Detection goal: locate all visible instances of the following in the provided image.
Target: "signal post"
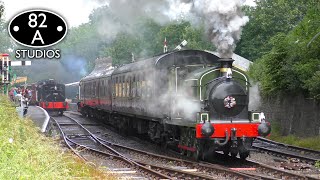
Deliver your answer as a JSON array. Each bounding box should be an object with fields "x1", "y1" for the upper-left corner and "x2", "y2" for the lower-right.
[{"x1": 0, "y1": 53, "x2": 31, "y2": 95}]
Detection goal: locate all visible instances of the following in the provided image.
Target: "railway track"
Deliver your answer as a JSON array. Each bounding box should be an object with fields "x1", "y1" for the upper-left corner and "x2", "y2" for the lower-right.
[
  {"x1": 51, "y1": 115, "x2": 167, "y2": 179},
  {"x1": 52, "y1": 114, "x2": 257, "y2": 179},
  {"x1": 253, "y1": 137, "x2": 320, "y2": 164},
  {"x1": 50, "y1": 112, "x2": 317, "y2": 179}
]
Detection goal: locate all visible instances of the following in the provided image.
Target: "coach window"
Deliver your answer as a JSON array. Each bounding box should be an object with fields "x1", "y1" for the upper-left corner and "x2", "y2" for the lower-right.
[
  {"x1": 99, "y1": 80, "x2": 102, "y2": 96},
  {"x1": 87, "y1": 82, "x2": 90, "y2": 97},
  {"x1": 119, "y1": 76, "x2": 121, "y2": 97},
  {"x1": 126, "y1": 77, "x2": 129, "y2": 98},
  {"x1": 119, "y1": 76, "x2": 122, "y2": 98},
  {"x1": 96, "y1": 81, "x2": 98, "y2": 97},
  {"x1": 146, "y1": 72, "x2": 152, "y2": 98},
  {"x1": 104, "y1": 79, "x2": 107, "y2": 97},
  {"x1": 124, "y1": 77, "x2": 127, "y2": 98},
  {"x1": 92, "y1": 82, "x2": 95, "y2": 97},
  {"x1": 90, "y1": 82, "x2": 93, "y2": 97},
  {"x1": 136, "y1": 75, "x2": 140, "y2": 97},
  {"x1": 104, "y1": 79, "x2": 106, "y2": 96},
  {"x1": 141, "y1": 73, "x2": 145, "y2": 98},
  {"x1": 103, "y1": 80, "x2": 106, "y2": 97},
  {"x1": 132, "y1": 76, "x2": 135, "y2": 98},
  {"x1": 92, "y1": 82, "x2": 94, "y2": 97},
  {"x1": 117, "y1": 77, "x2": 119, "y2": 97},
  {"x1": 119, "y1": 76, "x2": 122, "y2": 97},
  {"x1": 112, "y1": 79, "x2": 115, "y2": 97},
  {"x1": 128, "y1": 76, "x2": 131, "y2": 97},
  {"x1": 103, "y1": 79, "x2": 105, "y2": 97},
  {"x1": 127, "y1": 77, "x2": 130, "y2": 97},
  {"x1": 88, "y1": 82, "x2": 91, "y2": 97},
  {"x1": 113, "y1": 79, "x2": 115, "y2": 97},
  {"x1": 89, "y1": 82, "x2": 91, "y2": 97},
  {"x1": 87, "y1": 83, "x2": 89, "y2": 98},
  {"x1": 93, "y1": 82, "x2": 95, "y2": 97},
  {"x1": 86, "y1": 83, "x2": 88, "y2": 98},
  {"x1": 123, "y1": 77, "x2": 127, "y2": 98},
  {"x1": 100, "y1": 80, "x2": 103, "y2": 97},
  {"x1": 136, "y1": 75, "x2": 139, "y2": 98},
  {"x1": 124, "y1": 76, "x2": 128, "y2": 98},
  {"x1": 140, "y1": 74, "x2": 143, "y2": 97},
  {"x1": 117, "y1": 77, "x2": 120, "y2": 97},
  {"x1": 102, "y1": 80, "x2": 105, "y2": 97},
  {"x1": 115, "y1": 77, "x2": 118, "y2": 97},
  {"x1": 120, "y1": 76, "x2": 124, "y2": 97}
]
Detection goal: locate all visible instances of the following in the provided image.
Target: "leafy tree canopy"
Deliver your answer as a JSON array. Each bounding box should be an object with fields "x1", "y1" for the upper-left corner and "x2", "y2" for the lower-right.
[
  {"x1": 236, "y1": 0, "x2": 318, "y2": 61},
  {"x1": 249, "y1": 7, "x2": 320, "y2": 99}
]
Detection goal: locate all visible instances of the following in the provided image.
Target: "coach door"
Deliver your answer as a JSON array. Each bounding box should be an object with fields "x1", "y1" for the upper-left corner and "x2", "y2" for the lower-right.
[{"x1": 169, "y1": 66, "x2": 195, "y2": 122}]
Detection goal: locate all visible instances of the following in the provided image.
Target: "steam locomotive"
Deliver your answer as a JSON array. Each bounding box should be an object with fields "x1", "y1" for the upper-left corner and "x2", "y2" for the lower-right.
[
  {"x1": 78, "y1": 50, "x2": 271, "y2": 160},
  {"x1": 36, "y1": 79, "x2": 68, "y2": 115}
]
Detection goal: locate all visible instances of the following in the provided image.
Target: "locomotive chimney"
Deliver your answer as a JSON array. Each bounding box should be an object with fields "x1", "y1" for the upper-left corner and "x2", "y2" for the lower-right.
[{"x1": 218, "y1": 58, "x2": 234, "y2": 78}]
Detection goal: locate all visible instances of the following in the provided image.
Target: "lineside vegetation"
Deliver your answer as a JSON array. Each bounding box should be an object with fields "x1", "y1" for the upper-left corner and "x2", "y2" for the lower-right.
[
  {"x1": 269, "y1": 122, "x2": 320, "y2": 151},
  {"x1": 0, "y1": 95, "x2": 115, "y2": 179}
]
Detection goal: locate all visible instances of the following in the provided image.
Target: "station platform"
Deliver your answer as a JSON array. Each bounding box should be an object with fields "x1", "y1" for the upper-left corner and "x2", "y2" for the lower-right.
[{"x1": 25, "y1": 106, "x2": 50, "y2": 132}]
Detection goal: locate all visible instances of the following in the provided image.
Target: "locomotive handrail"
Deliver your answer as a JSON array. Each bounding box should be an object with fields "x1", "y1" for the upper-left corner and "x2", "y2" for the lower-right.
[{"x1": 202, "y1": 76, "x2": 251, "y2": 88}]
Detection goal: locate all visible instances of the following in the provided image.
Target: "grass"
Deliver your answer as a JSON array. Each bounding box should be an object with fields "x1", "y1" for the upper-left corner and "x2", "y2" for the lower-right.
[
  {"x1": 0, "y1": 95, "x2": 117, "y2": 179},
  {"x1": 269, "y1": 121, "x2": 320, "y2": 151}
]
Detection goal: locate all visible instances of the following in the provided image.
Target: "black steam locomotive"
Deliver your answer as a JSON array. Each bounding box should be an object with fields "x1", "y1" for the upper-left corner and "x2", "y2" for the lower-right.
[
  {"x1": 78, "y1": 50, "x2": 271, "y2": 160},
  {"x1": 36, "y1": 79, "x2": 68, "y2": 115}
]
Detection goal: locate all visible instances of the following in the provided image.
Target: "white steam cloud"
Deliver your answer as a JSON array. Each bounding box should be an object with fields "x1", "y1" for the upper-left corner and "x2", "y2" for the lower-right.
[
  {"x1": 94, "y1": 0, "x2": 249, "y2": 58},
  {"x1": 186, "y1": 0, "x2": 249, "y2": 57}
]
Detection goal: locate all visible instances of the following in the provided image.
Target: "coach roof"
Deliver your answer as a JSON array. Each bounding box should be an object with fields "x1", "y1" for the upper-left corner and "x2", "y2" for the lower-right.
[{"x1": 112, "y1": 50, "x2": 220, "y2": 75}]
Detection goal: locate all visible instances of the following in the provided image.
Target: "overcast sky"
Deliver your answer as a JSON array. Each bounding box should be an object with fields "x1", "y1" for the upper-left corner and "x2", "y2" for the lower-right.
[
  {"x1": 2, "y1": 0, "x2": 255, "y2": 28},
  {"x1": 2, "y1": 0, "x2": 106, "y2": 27}
]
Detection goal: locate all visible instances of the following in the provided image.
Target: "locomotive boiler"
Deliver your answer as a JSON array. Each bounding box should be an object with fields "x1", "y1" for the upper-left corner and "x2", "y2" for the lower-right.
[{"x1": 78, "y1": 50, "x2": 271, "y2": 160}]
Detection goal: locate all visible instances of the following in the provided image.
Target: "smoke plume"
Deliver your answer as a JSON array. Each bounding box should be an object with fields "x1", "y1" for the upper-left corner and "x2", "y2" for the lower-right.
[
  {"x1": 185, "y1": 0, "x2": 249, "y2": 58},
  {"x1": 94, "y1": 0, "x2": 248, "y2": 57}
]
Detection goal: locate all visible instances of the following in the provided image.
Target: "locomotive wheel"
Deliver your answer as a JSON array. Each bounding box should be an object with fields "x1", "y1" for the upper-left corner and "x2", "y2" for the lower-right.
[
  {"x1": 193, "y1": 148, "x2": 202, "y2": 161},
  {"x1": 192, "y1": 140, "x2": 204, "y2": 161},
  {"x1": 239, "y1": 152, "x2": 250, "y2": 160},
  {"x1": 231, "y1": 152, "x2": 237, "y2": 158},
  {"x1": 223, "y1": 150, "x2": 230, "y2": 158},
  {"x1": 187, "y1": 150, "x2": 192, "y2": 157},
  {"x1": 119, "y1": 118, "x2": 128, "y2": 136},
  {"x1": 180, "y1": 149, "x2": 186, "y2": 156},
  {"x1": 186, "y1": 129, "x2": 194, "y2": 157},
  {"x1": 160, "y1": 135, "x2": 169, "y2": 150}
]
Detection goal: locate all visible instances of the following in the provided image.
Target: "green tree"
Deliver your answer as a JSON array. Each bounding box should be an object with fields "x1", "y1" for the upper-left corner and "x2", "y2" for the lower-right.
[
  {"x1": 100, "y1": 32, "x2": 142, "y2": 65},
  {"x1": 249, "y1": 7, "x2": 320, "y2": 98},
  {"x1": 236, "y1": 0, "x2": 318, "y2": 61}
]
